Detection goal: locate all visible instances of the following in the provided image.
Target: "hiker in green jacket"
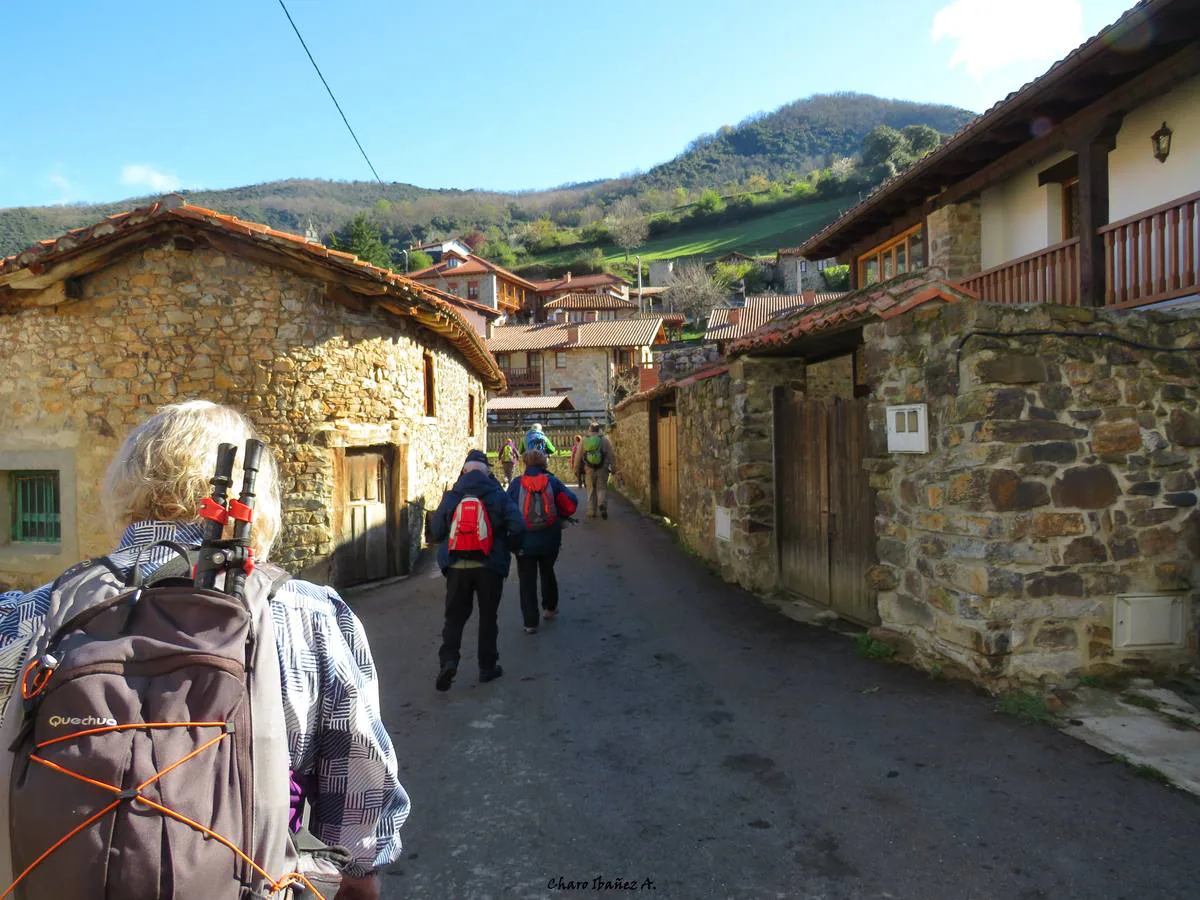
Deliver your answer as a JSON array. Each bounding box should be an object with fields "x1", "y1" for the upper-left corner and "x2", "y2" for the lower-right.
[{"x1": 580, "y1": 421, "x2": 616, "y2": 519}]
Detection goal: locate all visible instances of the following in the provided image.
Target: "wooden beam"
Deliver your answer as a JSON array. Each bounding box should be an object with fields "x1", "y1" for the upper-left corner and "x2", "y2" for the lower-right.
[
  {"x1": 936, "y1": 41, "x2": 1200, "y2": 209},
  {"x1": 1076, "y1": 118, "x2": 1119, "y2": 308}
]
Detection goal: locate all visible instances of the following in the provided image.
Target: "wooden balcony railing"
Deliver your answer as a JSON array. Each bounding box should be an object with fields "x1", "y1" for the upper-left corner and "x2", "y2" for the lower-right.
[
  {"x1": 500, "y1": 366, "x2": 542, "y2": 391},
  {"x1": 1100, "y1": 189, "x2": 1200, "y2": 307},
  {"x1": 959, "y1": 238, "x2": 1080, "y2": 305}
]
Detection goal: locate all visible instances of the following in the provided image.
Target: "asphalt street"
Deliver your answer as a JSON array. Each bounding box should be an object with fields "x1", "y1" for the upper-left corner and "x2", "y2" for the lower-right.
[{"x1": 350, "y1": 491, "x2": 1200, "y2": 900}]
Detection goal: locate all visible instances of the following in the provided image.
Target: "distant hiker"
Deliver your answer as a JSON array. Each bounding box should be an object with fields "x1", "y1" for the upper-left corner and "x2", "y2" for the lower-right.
[
  {"x1": 508, "y1": 449, "x2": 578, "y2": 632},
  {"x1": 520, "y1": 422, "x2": 557, "y2": 456},
  {"x1": 569, "y1": 433, "x2": 585, "y2": 487},
  {"x1": 428, "y1": 449, "x2": 525, "y2": 691},
  {"x1": 582, "y1": 421, "x2": 616, "y2": 519},
  {"x1": 500, "y1": 437, "x2": 520, "y2": 486},
  {"x1": 0, "y1": 401, "x2": 407, "y2": 900}
]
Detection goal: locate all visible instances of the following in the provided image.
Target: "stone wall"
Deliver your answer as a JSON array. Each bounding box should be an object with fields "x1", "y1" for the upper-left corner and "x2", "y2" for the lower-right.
[
  {"x1": 654, "y1": 342, "x2": 721, "y2": 381},
  {"x1": 677, "y1": 374, "x2": 735, "y2": 563},
  {"x1": 544, "y1": 349, "x2": 610, "y2": 412},
  {"x1": 610, "y1": 399, "x2": 652, "y2": 511},
  {"x1": 926, "y1": 200, "x2": 981, "y2": 279},
  {"x1": 0, "y1": 239, "x2": 486, "y2": 589},
  {"x1": 865, "y1": 301, "x2": 1200, "y2": 687}
]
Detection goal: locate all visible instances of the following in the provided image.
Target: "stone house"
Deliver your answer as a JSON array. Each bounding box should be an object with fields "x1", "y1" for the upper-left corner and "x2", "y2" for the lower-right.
[
  {"x1": 614, "y1": 271, "x2": 1200, "y2": 688},
  {"x1": 798, "y1": 0, "x2": 1200, "y2": 310},
  {"x1": 407, "y1": 249, "x2": 540, "y2": 327},
  {"x1": 0, "y1": 196, "x2": 504, "y2": 591},
  {"x1": 774, "y1": 249, "x2": 840, "y2": 293},
  {"x1": 486, "y1": 319, "x2": 666, "y2": 414}
]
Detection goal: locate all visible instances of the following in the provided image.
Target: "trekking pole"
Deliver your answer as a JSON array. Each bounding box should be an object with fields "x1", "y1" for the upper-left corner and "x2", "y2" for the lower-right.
[
  {"x1": 226, "y1": 439, "x2": 264, "y2": 603},
  {"x1": 195, "y1": 443, "x2": 237, "y2": 591}
]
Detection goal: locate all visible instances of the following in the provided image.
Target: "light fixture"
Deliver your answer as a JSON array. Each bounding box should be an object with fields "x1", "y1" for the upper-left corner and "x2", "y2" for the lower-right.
[{"x1": 1151, "y1": 121, "x2": 1172, "y2": 163}]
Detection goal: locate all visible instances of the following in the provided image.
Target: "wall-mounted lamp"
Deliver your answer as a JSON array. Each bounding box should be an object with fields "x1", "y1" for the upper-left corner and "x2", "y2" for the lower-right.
[{"x1": 1151, "y1": 121, "x2": 1172, "y2": 163}]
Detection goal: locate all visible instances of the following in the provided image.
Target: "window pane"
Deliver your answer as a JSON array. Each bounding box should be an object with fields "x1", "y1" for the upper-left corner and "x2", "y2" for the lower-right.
[
  {"x1": 883, "y1": 250, "x2": 895, "y2": 280},
  {"x1": 896, "y1": 241, "x2": 907, "y2": 273},
  {"x1": 10, "y1": 471, "x2": 61, "y2": 543},
  {"x1": 909, "y1": 228, "x2": 925, "y2": 270},
  {"x1": 865, "y1": 258, "x2": 880, "y2": 285}
]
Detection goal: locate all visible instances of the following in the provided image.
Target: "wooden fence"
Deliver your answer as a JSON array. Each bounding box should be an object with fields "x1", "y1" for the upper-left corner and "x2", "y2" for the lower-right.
[{"x1": 486, "y1": 428, "x2": 580, "y2": 455}]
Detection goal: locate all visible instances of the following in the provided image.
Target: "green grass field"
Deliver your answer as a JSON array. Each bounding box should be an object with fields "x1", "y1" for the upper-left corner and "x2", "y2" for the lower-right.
[{"x1": 526, "y1": 197, "x2": 847, "y2": 268}]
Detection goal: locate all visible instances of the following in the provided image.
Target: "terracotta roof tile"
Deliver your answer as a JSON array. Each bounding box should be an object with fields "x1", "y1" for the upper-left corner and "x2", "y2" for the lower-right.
[
  {"x1": 486, "y1": 395, "x2": 576, "y2": 411},
  {"x1": 486, "y1": 318, "x2": 666, "y2": 353},
  {"x1": 0, "y1": 196, "x2": 505, "y2": 390},
  {"x1": 543, "y1": 292, "x2": 637, "y2": 310},
  {"x1": 728, "y1": 273, "x2": 974, "y2": 356}
]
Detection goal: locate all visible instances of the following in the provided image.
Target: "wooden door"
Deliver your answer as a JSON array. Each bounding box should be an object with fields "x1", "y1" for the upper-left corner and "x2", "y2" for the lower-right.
[
  {"x1": 774, "y1": 391, "x2": 878, "y2": 624},
  {"x1": 653, "y1": 408, "x2": 680, "y2": 521},
  {"x1": 344, "y1": 448, "x2": 391, "y2": 585}
]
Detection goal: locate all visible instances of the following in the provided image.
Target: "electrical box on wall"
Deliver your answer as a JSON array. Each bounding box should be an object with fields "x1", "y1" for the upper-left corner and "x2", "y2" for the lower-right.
[
  {"x1": 715, "y1": 506, "x2": 732, "y2": 542},
  {"x1": 886, "y1": 403, "x2": 929, "y2": 453},
  {"x1": 1114, "y1": 593, "x2": 1186, "y2": 649}
]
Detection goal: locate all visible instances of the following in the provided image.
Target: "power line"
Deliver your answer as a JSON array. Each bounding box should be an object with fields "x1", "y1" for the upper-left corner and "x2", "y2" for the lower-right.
[{"x1": 276, "y1": 0, "x2": 384, "y2": 186}]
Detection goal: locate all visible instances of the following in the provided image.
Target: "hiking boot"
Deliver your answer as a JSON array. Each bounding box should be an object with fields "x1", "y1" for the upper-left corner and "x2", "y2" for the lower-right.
[
  {"x1": 600, "y1": 504, "x2": 608, "y2": 520},
  {"x1": 542, "y1": 608, "x2": 557, "y2": 620},
  {"x1": 480, "y1": 664, "x2": 504, "y2": 683},
  {"x1": 524, "y1": 626, "x2": 538, "y2": 634},
  {"x1": 435, "y1": 664, "x2": 457, "y2": 692}
]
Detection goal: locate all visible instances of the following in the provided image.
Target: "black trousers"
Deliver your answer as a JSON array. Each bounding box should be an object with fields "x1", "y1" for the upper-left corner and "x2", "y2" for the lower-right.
[
  {"x1": 440, "y1": 566, "x2": 504, "y2": 669},
  {"x1": 517, "y1": 552, "x2": 559, "y2": 627}
]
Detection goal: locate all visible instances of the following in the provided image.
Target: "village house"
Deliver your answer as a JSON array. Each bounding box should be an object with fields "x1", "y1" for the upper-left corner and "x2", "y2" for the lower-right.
[
  {"x1": 613, "y1": 0, "x2": 1200, "y2": 689},
  {"x1": 775, "y1": 249, "x2": 840, "y2": 293},
  {"x1": 0, "y1": 196, "x2": 504, "y2": 591},
  {"x1": 544, "y1": 291, "x2": 639, "y2": 323},
  {"x1": 532, "y1": 271, "x2": 631, "y2": 302},
  {"x1": 407, "y1": 249, "x2": 540, "y2": 325},
  {"x1": 486, "y1": 318, "x2": 666, "y2": 414},
  {"x1": 409, "y1": 237, "x2": 473, "y2": 263}
]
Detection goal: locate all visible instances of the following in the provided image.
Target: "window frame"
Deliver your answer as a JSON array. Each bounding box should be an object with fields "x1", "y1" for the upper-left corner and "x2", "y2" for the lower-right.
[
  {"x1": 856, "y1": 223, "x2": 924, "y2": 287},
  {"x1": 423, "y1": 353, "x2": 437, "y2": 418},
  {"x1": 468, "y1": 394, "x2": 475, "y2": 436},
  {"x1": 9, "y1": 470, "x2": 61, "y2": 544},
  {"x1": 555, "y1": 352, "x2": 568, "y2": 369}
]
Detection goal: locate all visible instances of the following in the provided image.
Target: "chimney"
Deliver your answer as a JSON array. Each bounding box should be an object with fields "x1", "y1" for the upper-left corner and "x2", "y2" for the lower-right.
[
  {"x1": 565, "y1": 271, "x2": 572, "y2": 282},
  {"x1": 802, "y1": 289, "x2": 816, "y2": 304},
  {"x1": 566, "y1": 324, "x2": 579, "y2": 344},
  {"x1": 728, "y1": 308, "x2": 741, "y2": 325}
]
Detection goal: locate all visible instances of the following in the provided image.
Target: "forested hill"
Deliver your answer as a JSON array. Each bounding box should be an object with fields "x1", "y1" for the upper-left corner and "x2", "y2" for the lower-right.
[
  {"x1": 635, "y1": 93, "x2": 975, "y2": 191},
  {"x1": 0, "y1": 92, "x2": 975, "y2": 257}
]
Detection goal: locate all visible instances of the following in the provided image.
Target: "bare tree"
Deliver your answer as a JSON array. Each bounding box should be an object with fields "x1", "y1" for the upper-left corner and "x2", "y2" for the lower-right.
[
  {"x1": 665, "y1": 261, "x2": 727, "y2": 325},
  {"x1": 607, "y1": 196, "x2": 649, "y2": 260}
]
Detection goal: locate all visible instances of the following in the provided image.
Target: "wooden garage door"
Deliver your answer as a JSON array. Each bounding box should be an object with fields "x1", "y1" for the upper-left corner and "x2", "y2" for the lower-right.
[
  {"x1": 774, "y1": 390, "x2": 878, "y2": 625},
  {"x1": 344, "y1": 448, "x2": 391, "y2": 585}
]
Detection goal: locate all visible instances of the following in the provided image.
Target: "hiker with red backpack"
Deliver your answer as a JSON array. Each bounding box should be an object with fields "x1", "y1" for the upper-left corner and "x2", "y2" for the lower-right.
[
  {"x1": 507, "y1": 449, "x2": 578, "y2": 632},
  {"x1": 0, "y1": 401, "x2": 406, "y2": 900},
  {"x1": 428, "y1": 449, "x2": 525, "y2": 691}
]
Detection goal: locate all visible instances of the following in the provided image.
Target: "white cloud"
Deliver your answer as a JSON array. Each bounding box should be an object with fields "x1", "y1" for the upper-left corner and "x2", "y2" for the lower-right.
[
  {"x1": 120, "y1": 164, "x2": 182, "y2": 192},
  {"x1": 932, "y1": 0, "x2": 1084, "y2": 78},
  {"x1": 47, "y1": 168, "x2": 75, "y2": 203}
]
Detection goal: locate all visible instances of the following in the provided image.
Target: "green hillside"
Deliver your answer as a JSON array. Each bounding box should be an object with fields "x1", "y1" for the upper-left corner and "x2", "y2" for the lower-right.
[{"x1": 525, "y1": 197, "x2": 847, "y2": 267}]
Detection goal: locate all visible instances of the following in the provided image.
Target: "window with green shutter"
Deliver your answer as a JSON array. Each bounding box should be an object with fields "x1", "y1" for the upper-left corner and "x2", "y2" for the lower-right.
[{"x1": 10, "y1": 471, "x2": 61, "y2": 543}]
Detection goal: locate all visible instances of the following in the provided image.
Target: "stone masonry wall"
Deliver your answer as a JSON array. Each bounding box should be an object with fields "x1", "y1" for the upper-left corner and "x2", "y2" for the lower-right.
[
  {"x1": 677, "y1": 374, "x2": 735, "y2": 565},
  {"x1": 654, "y1": 343, "x2": 722, "y2": 382},
  {"x1": 0, "y1": 239, "x2": 486, "y2": 589},
  {"x1": 926, "y1": 200, "x2": 981, "y2": 280},
  {"x1": 544, "y1": 349, "x2": 610, "y2": 412},
  {"x1": 610, "y1": 399, "x2": 652, "y2": 512},
  {"x1": 865, "y1": 301, "x2": 1200, "y2": 687}
]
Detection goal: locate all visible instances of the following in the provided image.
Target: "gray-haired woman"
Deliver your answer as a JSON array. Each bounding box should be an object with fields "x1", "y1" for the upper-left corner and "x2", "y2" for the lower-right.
[{"x1": 0, "y1": 400, "x2": 407, "y2": 900}]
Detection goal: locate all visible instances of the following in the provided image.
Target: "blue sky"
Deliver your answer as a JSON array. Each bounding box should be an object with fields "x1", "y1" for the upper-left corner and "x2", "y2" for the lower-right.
[{"x1": 0, "y1": 0, "x2": 1135, "y2": 208}]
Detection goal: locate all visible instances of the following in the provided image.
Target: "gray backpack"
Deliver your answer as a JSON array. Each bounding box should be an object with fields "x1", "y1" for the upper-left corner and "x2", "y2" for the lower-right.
[{"x1": 5, "y1": 547, "x2": 314, "y2": 899}]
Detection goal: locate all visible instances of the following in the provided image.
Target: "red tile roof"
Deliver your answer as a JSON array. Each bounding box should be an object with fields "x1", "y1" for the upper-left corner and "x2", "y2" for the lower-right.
[
  {"x1": 705, "y1": 294, "x2": 844, "y2": 343},
  {"x1": 532, "y1": 272, "x2": 631, "y2": 293},
  {"x1": 486, "y1": 318, "x2": 667, "y2": 353},
  {"x1": 0, "y1": 195, "x2": 506, "y2": 390},
  {"x1": 799, "y1": 0, "x2": 1191, "y2": 259},
  {"x1": 543, "y1": 292, "x2": 637, "y2": 311},
  {"x1": 408, "y1": 253, "x2": 542, "y2": 292},
  {"x1": 729, "y1": 274, "x2": 976, "y2": 356},
  {"x1": 614, "y1": 363, "x2": 730, "y2": 412}
]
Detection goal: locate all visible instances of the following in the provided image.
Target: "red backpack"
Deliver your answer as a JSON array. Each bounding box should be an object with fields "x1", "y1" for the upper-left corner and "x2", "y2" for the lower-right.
[
  {"x1": 448, "y1": 496, "x2": 493, "y2": 555},
  {"x1": 518, "y1": 474, "x2": 558, "y2": 531}
]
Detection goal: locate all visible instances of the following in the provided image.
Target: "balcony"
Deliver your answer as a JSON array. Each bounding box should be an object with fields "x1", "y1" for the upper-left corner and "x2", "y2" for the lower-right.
[
  {"x1": 958, "y1": 190, "x2": 1200, "y2": 308},
  {"x1": 500, "y1": 366, "x2": 542, "y2": 392}
]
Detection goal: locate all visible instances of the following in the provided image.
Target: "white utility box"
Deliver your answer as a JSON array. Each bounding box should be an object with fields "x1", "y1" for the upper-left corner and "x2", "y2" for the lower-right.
[
  {"x1": 715, "y1": 506, "x2": 732, "y2": 542},
  {"x1": 886, "y1": 403, "x2": 929, "y2": 453},
  {"x1": 1114, "y1": 593, "x2": 1186, "y2": 649}
]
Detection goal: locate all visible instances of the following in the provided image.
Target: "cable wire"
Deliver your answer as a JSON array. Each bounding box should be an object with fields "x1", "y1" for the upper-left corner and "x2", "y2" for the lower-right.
[{"x1": 276, "y1": 0, "x2": 384, "y2": 185}]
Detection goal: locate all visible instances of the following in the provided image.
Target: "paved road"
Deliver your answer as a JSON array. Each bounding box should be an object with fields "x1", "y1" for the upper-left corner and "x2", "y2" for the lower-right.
[{"x1": 350, "y1": 492, "x2": 1200, "y2": 900}]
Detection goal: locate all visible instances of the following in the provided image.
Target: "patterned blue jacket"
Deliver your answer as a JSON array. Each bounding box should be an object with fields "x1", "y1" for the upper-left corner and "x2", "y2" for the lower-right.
[{"x1": 0, "y1": 521, "x2": 409, "y2": 878}]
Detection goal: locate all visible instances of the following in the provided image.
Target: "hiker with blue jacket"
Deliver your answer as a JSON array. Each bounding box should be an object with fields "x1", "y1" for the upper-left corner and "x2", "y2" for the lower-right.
[
  {"x1": 507, "y1": 449, "x2": 578, "y2": 633},
  {"x1": 428, "y1": 450, "x2": 525, "y2": 691},
  {"x1": 519, "y1": 422, "x2": 556, "y2": 456}
]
